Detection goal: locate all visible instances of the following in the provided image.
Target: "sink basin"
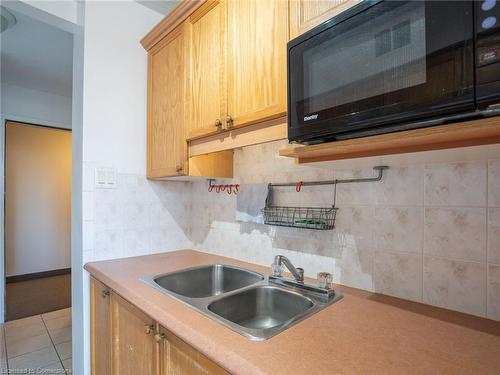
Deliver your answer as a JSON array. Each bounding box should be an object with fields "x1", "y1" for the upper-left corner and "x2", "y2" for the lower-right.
[
  {"x1": 151, "y1": 264, "x2": 263, "y2": 298},
  {"x1": 208, "y1": 286, "x2": 314, "y2": 330},
  {"x1": 143, "y1": 264, "x2": 342, "y2": 340}
]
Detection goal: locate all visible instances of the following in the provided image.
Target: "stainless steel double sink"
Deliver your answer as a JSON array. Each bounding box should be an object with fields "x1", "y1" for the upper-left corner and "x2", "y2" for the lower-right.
[{"x1": 142, "y1": 264, "x2": 343, "y2": 340}]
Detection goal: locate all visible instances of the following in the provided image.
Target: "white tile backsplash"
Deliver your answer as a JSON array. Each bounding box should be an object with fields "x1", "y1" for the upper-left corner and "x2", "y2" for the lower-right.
[
  {"x1": 424, "y1": 161, "x2": 487, "y2": 207},
  {"x1": 374, "y1": 207, "x2": 423, "y2": 254},
  {"x1": 423, "y1": 257, "x2": 486, "y2": 317},
  {"x1": 488, "y1": 208, "x2": 500, "y2": 264},
  {"x1": 373, "y1": 166, "x2": 423, "y2": 206},
  {"x1": 84, "y1": 141, "x2": 500, "y2": 321},
  {"x1": 373, "y1": 251, "x2": 422, "y2": 302},
  {"x1": 424, "y1": 207, "x2": 487, "y2": 262},
  {"x1": 487, "y1": 264, "x2": 500, "y2": 320},
  {"x1": 488, "y1": 160, "x2": 500, "y2": 207}
]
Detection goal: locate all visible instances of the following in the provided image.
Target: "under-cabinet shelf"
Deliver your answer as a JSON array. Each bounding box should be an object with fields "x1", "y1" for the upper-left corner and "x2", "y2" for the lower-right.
[{"x1": 279, "y1": 117, "x2": 500, "y2": 164}]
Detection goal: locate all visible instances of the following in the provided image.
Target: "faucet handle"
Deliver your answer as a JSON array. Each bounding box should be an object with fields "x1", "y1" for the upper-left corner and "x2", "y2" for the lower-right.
[
  {"x1": 317, "y1": 272, "x2": 333, "y2": 289},
  {"x1": 296, "y1": 267, "x2": 304, "y2": 283},
  {"x1": 271, "y1": 261, "x2": 284, "y2": 277}
]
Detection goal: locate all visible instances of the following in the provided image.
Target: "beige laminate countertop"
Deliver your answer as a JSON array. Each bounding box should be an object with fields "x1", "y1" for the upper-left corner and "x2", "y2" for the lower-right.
[{"x1": 84, "y1": 250, "x2": 500, "y2": 375}]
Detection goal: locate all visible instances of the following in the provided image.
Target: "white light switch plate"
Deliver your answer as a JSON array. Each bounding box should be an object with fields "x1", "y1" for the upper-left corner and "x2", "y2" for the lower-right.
[{"x1": 95, "y1": 167, "x2": 117, "y2": 189}]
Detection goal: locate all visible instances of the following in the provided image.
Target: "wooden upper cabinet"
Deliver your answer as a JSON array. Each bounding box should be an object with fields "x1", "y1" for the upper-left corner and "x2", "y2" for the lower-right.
[
  {"x1": 90, "y1": 278, "x2": 112, "y2": 375},
  {"x1": 289, "y1": 0, "x2": 360, "y2": 39},
  {"x1": 226, "y1": 0, "x2": 288, "y2": 128},
  {"x1": 111, "y1": 292, "x2": 158, "y2": 375},
  {"x1": 187, "y1": 0, "x2": 227, "y2": 139},
  {"x1": 147, "y1": 24, "x2": 189, "y2": 178}
]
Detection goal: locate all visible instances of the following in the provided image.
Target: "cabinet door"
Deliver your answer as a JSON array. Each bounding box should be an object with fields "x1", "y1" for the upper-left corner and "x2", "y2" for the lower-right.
[
  {"x1": 147, "y1": 24, "x2": 189, "y2": 178},
  {"x1": 187, "y1": 0, "x2": 226, "y2": 139},
  {"x1": 289, "y1": 0, "x2": 360, "y2": 39},
  {"x1": 90, "y1": 278, "x2": 112, "y2": 375},
  {"x1": 111, "y1": 292, "x2": 158, "y2": 375},
  {"x1": 226, "y1": 0, "x2": 288, "y2": 128},
  {"x1": 159, "y1": 327, "x2": 229, "y2": 375}
]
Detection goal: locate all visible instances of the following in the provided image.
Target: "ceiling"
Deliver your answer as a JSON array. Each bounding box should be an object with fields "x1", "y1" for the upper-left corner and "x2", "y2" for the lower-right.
[
  {"x1": 1, "y1": 6, "x2": 73, "y2": 98},
  {"x1": 136, "y1": 0, "x2": 179, "y2": 15},
  {"x1": 0, "y1": 1, "x2": 177, "y2": 99}
]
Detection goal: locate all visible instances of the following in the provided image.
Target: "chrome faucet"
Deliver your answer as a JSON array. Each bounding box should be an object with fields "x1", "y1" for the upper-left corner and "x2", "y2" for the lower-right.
[{"x1": 273, "y1": 255, "x2": 304, "y2": 283}]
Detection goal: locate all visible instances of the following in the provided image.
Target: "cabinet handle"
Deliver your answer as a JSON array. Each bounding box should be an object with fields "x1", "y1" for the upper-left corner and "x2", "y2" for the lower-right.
[
  {"x1": 175, "y1": 165, "x2": 183, "y2": 174},
  {"x1": 154, "y1": 333, "x2": 165, "y2": 343},
  {"x1": 144, "y1": 324, "x2": 154, "y2": 334},
  {"x1": 101, "y1": 290, "x2": 110, "y2": 298},
  {"x1": 226, "y1": 115, "x2": 234, "y2": 129},
  {"x1": 214, "y1": 119, "x2": 222, "y2": 129}
]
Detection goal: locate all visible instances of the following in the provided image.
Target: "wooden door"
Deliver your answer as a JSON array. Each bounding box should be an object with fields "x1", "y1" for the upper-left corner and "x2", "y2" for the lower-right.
[
  {"x1": 147, "y1": 23, "x2": 189, "y2": 178},
  {"x1": 158, "y1": 327, "x2": 229, "y2": 375},
  {"x1": 187, "y1": 0, "x2": 227, "y2": 139},
  {"x1": 111, "y1": 292, "x2": 158, "y2": 375},
  {"x1": 289, "y1": 0, "x2": 360, "y2": 39},
  {"x1": 226, "y1": 0, "x2": 288, "y2": 128},
  {"x1": 90, "y1": 278, "x2": 112, "y2": 375}
]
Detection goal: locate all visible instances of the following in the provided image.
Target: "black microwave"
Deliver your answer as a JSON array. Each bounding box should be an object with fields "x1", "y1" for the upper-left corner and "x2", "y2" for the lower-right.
[{"x1": 288, "y1": 0, "x2": 500, "y2": 144}]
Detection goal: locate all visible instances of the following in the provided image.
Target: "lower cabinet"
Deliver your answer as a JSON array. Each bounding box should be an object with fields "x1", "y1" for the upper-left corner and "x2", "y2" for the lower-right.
[
  {"x1": 90, "y1": 277, "x2": 229, "y2": 375},
  {"x1": 158, "y1": 326, "x2": 229, "y2": 375},
  {"x1": 90, "y1": 278, "x2": 112, "y2": 375},
  {"x1": 111, "y1": 292, "x2": 158, "y2": 375}
]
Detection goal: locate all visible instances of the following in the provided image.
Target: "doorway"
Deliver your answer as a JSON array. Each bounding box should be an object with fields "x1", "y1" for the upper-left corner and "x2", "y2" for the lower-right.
[{"x1": 5, "y1": 121, "x2": 72, "y2": 321}]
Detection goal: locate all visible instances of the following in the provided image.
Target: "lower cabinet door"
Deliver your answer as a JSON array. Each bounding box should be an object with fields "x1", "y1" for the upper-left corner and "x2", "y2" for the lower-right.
[
  {"x1": 111, "y1": 292, "x2": 158, "y2": 375},
  {"x1": 90, "y1": 277, "x2": 112, "y2": 375},
  {"x1": 159, "y1": 326, "x2": 229, "y2": 375}
]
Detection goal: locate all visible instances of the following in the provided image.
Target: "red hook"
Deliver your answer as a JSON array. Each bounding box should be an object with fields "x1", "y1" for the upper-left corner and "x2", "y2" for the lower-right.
[{"x1": 295, "y1": 181, "x2": 303, "y2": 192}]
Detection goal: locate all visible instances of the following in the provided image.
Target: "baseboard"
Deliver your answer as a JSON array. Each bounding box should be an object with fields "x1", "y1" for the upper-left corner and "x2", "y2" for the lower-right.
[{"x1": 6, "y1": 268, "x2": 71, "y2": 284}]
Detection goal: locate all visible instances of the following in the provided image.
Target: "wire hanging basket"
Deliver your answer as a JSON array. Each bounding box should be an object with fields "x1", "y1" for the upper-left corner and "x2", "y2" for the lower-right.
[
  {"x1": 262, "y1": 205, "x2": 338, "y2": 230},
  {"x1": 261, "y1": 166, "x2": 388, "y2": 230}
]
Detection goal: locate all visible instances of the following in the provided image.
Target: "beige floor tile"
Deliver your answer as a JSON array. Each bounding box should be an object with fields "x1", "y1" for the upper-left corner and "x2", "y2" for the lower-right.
[
  {"x1": 5, "y1": 319, "x2": 47, "y2": 343},
  {"x1": 5, "y1": 315, "x2": 42, "y2": 329},
  {"x1": 41, "y1": 360, "x2": 65, "y2": 371},
  {"x1": 0, "y1": 334, "x2": 6, "y2": 371},
  {"x1": 0, "y1": 358, "x2": 7, "y2": 371},
  {"x1": 55, "y1": 341, "x2": 72, "y2": 360},
  {"x1": 42, "y1": 308, "x2": 71, "y2": 322},
  {"x1": 62, "y1": 357, "x2": 72, "y2": 374},
  {"x1": 45, "y1": 315, "x2": 71, "y2": 332},
  {"x1": 48, "y1": 326, "x2": 72, "y2": 345},
  {"x1": 0, "y1": 326, "x2": 6, "y2": 362},
  {"x1": 6, "y1": 331, "x2": 52, "y2": 358},
  {"x1": 9, "y1": 346, "x2": 59, "y2": 370}
]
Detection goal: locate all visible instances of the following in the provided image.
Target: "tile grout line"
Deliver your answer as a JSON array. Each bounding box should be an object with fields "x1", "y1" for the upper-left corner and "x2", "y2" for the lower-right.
[
  {"x1": 4, "y1": 317, "x2": 55, "y2": 367},
  {"x1": 40, "y1": 314, "x2": 65, "y2": 371}
]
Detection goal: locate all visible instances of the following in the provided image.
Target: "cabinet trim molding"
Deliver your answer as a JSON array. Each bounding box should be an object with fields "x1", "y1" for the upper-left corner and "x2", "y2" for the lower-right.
[{"x1": 141, "y1": 0, "x2": 204, "y2": 51}]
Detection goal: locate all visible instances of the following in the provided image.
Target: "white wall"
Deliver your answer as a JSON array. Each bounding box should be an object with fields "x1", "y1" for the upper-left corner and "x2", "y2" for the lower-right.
[
  {"x1": 1, "y1": 83, "x2": 72, "y2": 129},
  {"x1": 5, "y1": 123, "x2": 72, "y2": 277},
  {"x1": 78, "y1": 2, "x2": 164, "y2": 374},
  {"x1": 20, "y1": 0, "x2": 77, "y2": 25},
  {"x1": 5, "y1": 0, "x2": 77, "y2": 33},
  {"x1": 70, "y1": 2, "x2": 85, "y2": 373},
  {"x1": 82, "y1": 0, "x2": 160, "y2": 175}
]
